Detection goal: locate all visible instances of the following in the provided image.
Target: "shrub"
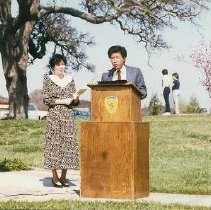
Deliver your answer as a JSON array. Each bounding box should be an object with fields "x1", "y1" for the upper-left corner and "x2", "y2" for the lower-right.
[
  {"x1": 148, "y1": 94, "x2": 162, "y2": 115},
  {"x1": 185, "y1": 96, "x2": 200, "y2": 113},
  {"x1": 0, "y1": 158, "x2": 30, "y2": 171}
]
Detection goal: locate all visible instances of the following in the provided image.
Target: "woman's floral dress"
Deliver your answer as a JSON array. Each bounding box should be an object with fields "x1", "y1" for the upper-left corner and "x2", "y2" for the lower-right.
[{"x1": 43, "y1": 75, "x2": 79, "y2": 170}]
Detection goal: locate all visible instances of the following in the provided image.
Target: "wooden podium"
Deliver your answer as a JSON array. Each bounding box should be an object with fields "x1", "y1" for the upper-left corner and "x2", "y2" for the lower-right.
[{"x1": 80, "y1": 83, "x2": 149, "y2": 199}]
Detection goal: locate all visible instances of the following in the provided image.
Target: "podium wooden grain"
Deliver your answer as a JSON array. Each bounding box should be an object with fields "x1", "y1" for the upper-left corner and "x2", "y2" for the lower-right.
[
  {"x1": 89, "y1": 83, "x2": 142, "y2": 122},
  {"x1": 80, "y1": 83, "x2": 149, "y2": 199}
]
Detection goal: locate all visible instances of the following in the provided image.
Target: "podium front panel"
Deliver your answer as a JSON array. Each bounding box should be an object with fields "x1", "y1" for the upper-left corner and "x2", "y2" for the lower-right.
[
  {"x1": 80, "y1": 121, "x2": 149, "y2": 199},
  {"x1": 90, "y1": 85, "x2": 141, "y2": 122}
]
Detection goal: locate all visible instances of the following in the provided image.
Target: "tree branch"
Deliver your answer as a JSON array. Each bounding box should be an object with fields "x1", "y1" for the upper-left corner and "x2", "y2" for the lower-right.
[
  {"x1": 9, "y1": 0, "x2": 39, "y2": 34},
  {"x1": 40, "y1": 6, "x2": 121, "y2": 24},
  {"x1": 0, "y1": 0, "x2": 12, "y2": 24}
]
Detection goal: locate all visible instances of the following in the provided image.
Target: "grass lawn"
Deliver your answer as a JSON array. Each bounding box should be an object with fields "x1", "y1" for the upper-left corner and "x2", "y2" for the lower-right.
[
  {"x1": 0, "y1": 114, "x2": 210, "y2": 195},
  {"x1": 0, "y1": 200, "x2": 210, "y2": 210},
  {"x1": 143, "y1": 115, "x2": 211, "y2": 195}
]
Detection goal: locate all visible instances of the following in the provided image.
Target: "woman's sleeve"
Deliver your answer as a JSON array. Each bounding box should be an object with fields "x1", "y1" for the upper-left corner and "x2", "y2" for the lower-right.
[{"x1": 42, "y1": 77, "x2": 56, "y2": 107}]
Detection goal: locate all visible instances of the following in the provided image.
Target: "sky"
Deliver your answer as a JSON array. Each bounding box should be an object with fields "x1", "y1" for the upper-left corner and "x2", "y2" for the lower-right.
[{"x1": 0, "y1": 1, "x2": 211, "y2": 109}]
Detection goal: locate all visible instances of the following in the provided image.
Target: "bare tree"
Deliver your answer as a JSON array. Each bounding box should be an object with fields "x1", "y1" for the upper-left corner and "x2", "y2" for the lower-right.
[
  {"x1": 0, "y1": 0, "x2": 209, "y2": 118},
  {"x1": 29, "y1": 89, "x2": 47, "y2": 111}
]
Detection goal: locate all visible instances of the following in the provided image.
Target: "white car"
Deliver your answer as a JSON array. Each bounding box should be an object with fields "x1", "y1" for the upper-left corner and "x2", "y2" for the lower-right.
[
  {"x1": 0, "y1": 109, "x2": 9, "y2": 119},
  {"x1": 0, "y1": 103, "x2": 47, "y2": 120},
  {"x1": 28, "y1": 103, "x2": 48, "y2": 120}
]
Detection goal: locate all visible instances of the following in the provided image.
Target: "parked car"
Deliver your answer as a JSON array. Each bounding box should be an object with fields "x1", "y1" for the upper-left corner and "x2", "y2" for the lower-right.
[
  {"x1": 198, "y1": 108, "x2": 208, "y2": 113},
  {"x1": 0, "y1": 109, "x2": 9, "y2": 119},
  {"x1": 28, "y1": 103, "x2": 48, "y2": 120},
  {"x1": 73, "y1": 108, "x2": 90, "y2": 120},
  {"x1": 0, "y1": 103, "x2": 48, "y2": 120}
]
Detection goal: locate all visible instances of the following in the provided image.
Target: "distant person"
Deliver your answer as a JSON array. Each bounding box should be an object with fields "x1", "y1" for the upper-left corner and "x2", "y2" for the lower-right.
[
  {"x1": 162, "y1": 69, "x2": 172, "y2": 115},
  {"x1": 42, "y1": 54, "x2": 79, "y2": 188},
  {"x1": 101, "y1": 45, "x2": 147, "y2": 99},
  {"x1": 172, "y1": 72, "x2": 180, "y2": 115}
]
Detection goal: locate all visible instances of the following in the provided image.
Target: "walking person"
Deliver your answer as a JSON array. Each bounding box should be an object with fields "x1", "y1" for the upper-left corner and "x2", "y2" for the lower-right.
[
  {"x1": 172, "y1": 72, "x2": 180, "y2": 115},
  {"x1": 162, "y1": 69, "x2": 172, "y2": 115},
  {"x1": 43, "y1": 54, "x2": 79, "y2": 187}
]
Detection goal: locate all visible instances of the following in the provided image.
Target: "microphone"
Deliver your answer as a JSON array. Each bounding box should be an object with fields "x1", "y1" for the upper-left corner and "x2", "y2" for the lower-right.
[
  {"x1": 108, "y1": 68, "x2": 115, "y2": 78},
  {"x1": 103, "y1": 68, "x2": 115, "y2": 82}
]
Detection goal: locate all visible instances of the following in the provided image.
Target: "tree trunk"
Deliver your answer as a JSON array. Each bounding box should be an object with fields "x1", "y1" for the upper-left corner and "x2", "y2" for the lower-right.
[
  {"x1": 1, "y1": 22, "x2": 34, "y2": 119},
  {"x1": 1, "y1": 43, "x2": 29, "y2": 119},
  {"x1": 3, "y1": 61, "x2": 29, "y2": 119}
]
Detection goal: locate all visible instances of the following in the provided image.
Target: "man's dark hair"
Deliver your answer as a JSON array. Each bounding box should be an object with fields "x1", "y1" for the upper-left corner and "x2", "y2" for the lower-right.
[
  {"x1": 49, "y1": 54, "x2": 67, "y2": 69},
  {"x1": 108, "y1": 45, "x2": 127, "y2": 58},
  {"x1": 162, "y1": 69, "x2": 168, "y2": 75}
]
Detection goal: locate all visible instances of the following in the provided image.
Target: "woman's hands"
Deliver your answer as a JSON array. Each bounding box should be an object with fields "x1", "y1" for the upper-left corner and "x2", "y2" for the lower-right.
[
  {"x1": 72, "y1": 93, "x2": 79, "y2": 104},
  {"x1": 55, "y1": 98, "x2": 73, "y2": 105},
  {"x1": 55, "y1": 93, "x2": 79, "y2": 105}
]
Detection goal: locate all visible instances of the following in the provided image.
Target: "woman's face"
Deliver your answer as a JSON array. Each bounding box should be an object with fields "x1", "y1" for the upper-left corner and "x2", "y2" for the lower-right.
[{"x1": 53, "y1": 60, "x2": 66, "y2": 78}]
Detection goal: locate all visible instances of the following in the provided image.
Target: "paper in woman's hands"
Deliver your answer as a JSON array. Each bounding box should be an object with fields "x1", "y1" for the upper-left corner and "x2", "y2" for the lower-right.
[{"x1": 77, "y1": 88, "x2": 87, "y2": 95}]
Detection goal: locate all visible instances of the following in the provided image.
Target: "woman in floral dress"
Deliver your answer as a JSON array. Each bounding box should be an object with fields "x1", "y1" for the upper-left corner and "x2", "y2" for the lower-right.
[{"x1": 43, "y1": 54, "x2": 79, "y2": 187}]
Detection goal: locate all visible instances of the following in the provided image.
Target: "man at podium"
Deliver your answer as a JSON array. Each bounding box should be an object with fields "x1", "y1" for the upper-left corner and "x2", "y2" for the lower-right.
[{"x1": 101, "y1": 45, "x2": 147, "y2": 99}]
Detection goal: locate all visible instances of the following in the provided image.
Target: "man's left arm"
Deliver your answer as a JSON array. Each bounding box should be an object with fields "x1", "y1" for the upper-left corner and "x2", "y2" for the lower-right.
[
  {"x1": 135, "y1": 68, "x2": 147, "y2": 99},
  {"x1": 101, "y1": 73, "x2": 106, "y2": 81}
]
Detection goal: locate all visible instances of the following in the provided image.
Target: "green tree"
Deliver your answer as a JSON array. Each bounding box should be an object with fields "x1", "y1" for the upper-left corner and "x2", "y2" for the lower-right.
[
  {"x1": 148, "y1": 94, "x2": 162, "y2": 115},
  {"x1": 0, "y1": 0, "x2": 209, "y2": 118}
]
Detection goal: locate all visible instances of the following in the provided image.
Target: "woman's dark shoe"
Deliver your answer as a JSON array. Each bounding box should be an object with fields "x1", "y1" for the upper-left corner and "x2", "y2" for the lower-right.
[
  {"x1": 52, "y1": 179, "x2": 63, "y2": 188},
  {"x1": 60, "y1": 179, "x2": 70, "y2": 187}
]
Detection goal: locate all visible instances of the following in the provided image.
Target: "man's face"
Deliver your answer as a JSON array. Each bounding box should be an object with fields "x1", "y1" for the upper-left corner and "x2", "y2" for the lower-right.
[{"x1": 110, "y1": 52, "x2": 126, "y2": 71}]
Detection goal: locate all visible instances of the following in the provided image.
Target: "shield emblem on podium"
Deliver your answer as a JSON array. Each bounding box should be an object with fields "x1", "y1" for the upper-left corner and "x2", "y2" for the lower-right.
[{"x1": 104, "y1": 96, "x2": 118, "y2": 114}]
